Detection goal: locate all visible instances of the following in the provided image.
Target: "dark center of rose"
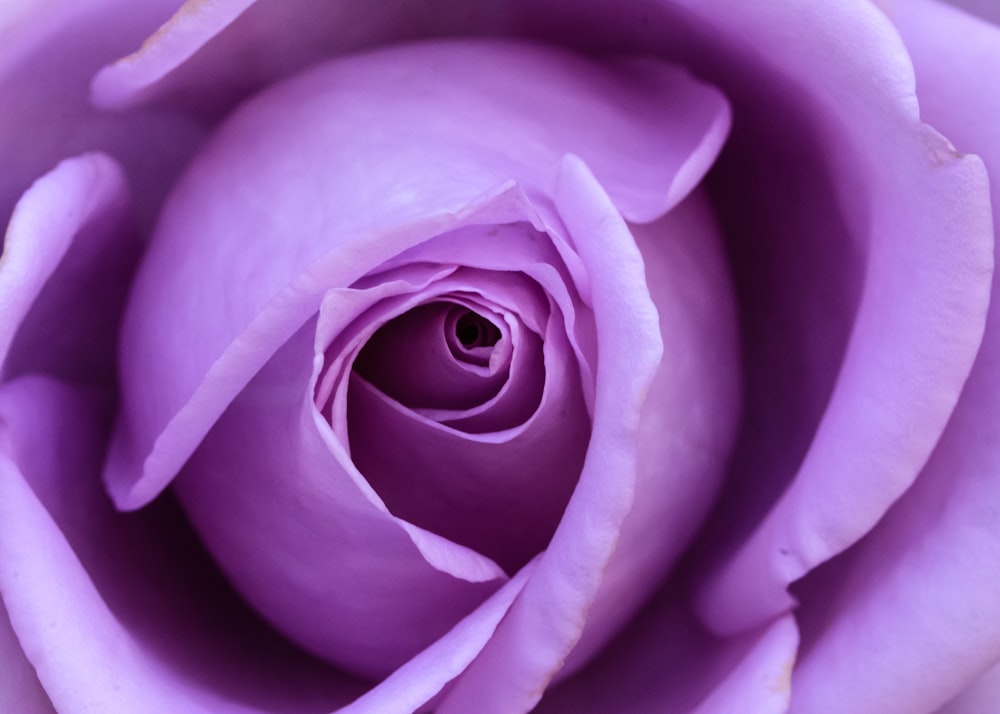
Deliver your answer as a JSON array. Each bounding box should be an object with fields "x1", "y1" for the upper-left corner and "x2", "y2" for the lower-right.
[{"x1": 454, "y1": 310, "x2": 501, "y2": 349}]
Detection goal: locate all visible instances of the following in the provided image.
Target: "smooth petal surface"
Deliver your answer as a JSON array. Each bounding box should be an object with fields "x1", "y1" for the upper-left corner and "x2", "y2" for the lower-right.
[
  {"x1": 786, "y1": 3, "x2": 1000, "y2": 712},
  {"x1": 0, "y1": 376, "x2": 365, "y2": 714},
  {"x1": 437, "y1": 156, "x2": 662, "y2": 713},
  {"x1": 336, "y1": 558, "x2": 538, "y2": 714},
  {"x1": 0, "y1": 152, "x2": 137, "y2": 386},
  {"x1": 107, "y1": 39, "x2": 730, "y2": 512},
  {"x1": 558, "y1": 189, "x2": 741, "y2": 676},
  {"x1": 680, "y1": 0, "x2": 994, "y2": 636},
  {"x1": 91, "y1": 0, "x2": 255, "y2": 110},
  {"x1": 0, "y1": 598, "x2": 55, "y2": 714}
]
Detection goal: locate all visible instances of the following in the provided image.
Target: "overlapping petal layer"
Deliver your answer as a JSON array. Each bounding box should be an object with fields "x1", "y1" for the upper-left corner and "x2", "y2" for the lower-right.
[
  {"x1": 787, "y1": 3, "x2": 1000, "y2": 712},
  {"x1": 680, "y1": 3, "x2": 993, "y2": 631},
  {"x1": 105, "y1": 39, "x2": 731, "y2": 514},
  {"x1": 0, "y1": 0, "x2": 200, "y2": 231}
]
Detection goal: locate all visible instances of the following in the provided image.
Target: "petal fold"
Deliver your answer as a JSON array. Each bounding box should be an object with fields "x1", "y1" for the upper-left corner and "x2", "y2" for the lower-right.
[
  {"x1": 0, "y1": 376, "x2": 362, "y2": 714},
  {"x1": 787, "y1": 3, "x2": 1000, "y2": 712},
  {"x1": 438, "y1": 155, "x2": 662, "y2": 712},
  {"x1": 175, "y1": 317, "x2": 507, "y2": 678},
  {"x1": 0, "y1": 152, "x2": 137, "y2": 385},
  {"x1": 687, "y1": 0, "x2": 995, "y2": 636},
  {"x1": 107, "y1": 40, "x2": 729, "y2": 511}
]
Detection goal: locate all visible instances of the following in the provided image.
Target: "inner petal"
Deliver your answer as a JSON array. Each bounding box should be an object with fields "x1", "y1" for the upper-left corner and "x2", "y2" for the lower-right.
[
  {"x1": 448, "y1": 306, "x2": 503, "y2": 362},
  {"x1": 353, "y1": 300, "x2": 509, "y2": 411},
  {"x1": 348, "y1": 297, "x2": 587, "y2": 574}
]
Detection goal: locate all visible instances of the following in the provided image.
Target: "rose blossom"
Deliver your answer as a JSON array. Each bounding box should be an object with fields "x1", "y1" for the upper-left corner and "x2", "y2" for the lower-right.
[{"x1": 2, "y1": 1, "x2": 1000, "y2": 713}]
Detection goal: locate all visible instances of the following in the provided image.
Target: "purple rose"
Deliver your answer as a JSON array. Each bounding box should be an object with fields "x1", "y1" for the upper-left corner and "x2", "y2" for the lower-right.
[{"x1": 2, "y1": 1, "x2": 999, "y2": 712}]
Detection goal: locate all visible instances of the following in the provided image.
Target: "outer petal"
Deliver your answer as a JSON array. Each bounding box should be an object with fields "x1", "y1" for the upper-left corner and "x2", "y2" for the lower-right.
[
  {"x1": 0, "y1": 376, "x2": 365, "y2": 714},
  {"x1": 0, "y1": 0, "x2": 202, "y2": 231},
  {"x1": 0, "y1": 152, "x2": 137, "y2": 386},
  {"x1": 936, "y1": 663, "x2": 1000, "y2": 714},
  {"x1": 106, "y1": 40, "x2": 729, "y2": 510},
  {"x1": 786, "y1": 3, "x2": 1000, "y2": 712},
  {"x1": 556, "y1": 189, "x2": 740, "y2": 675},
  {"x1": 0, "y1": 598, "x2": 55, "y2": 714},
  {"x1": 336, "y1": 558, "x2": 537, "y2": 714},
  {"x1": 175, "y1": 314, "x2": 506, "y2": 678},
  {"x1": 536, "y1": 586, "x2": 796, "y2": 714},
  {"x1": 670, "y1": 0, "x2": 995, "y2": 636},
  {"x1": 89, "y1": 0, "x2": 515, "y2": 117}
]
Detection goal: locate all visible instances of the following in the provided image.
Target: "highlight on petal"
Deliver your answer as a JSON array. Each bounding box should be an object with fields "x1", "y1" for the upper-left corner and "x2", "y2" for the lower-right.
[
  {"x1": 106, "y1": 39, "x2": 729, "y2": 512},
  {"x1": 0, "y1": 152, "x2": 137, "y2": 385},
  {"x1": 686, "y1": 0, "x2": 994, "y2": 636}
]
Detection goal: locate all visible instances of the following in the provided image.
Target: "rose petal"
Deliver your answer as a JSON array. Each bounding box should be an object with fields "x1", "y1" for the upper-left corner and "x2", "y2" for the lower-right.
[
  {"x1": 87, "y1": 0, "x2": 515, "y2": 118},
  {"x1": 174, "y1": 314, "x2": 509, "y2": 678},
  {"x1": 936, "y1": 663, "x2": 1000, "y2": 714},
  {"x1": 0, "y1": 598, "x2": 55, "y2": 714},
  {"x1": 353, "y1": 301, "x2": 513, "y2": 412},
  {"x1": 0, "y1": 0, "x2": 202, "y2": 231},
  {"x1": 348, "y1": 315, "x2": 586, "y2": 573},
  {"x1": 371, "y1": 219, "x2": 598, "y2": 415},
  {"x1": 683, "y1": 0, "x2": 995, "y2": 636},
  {"x1": 337, "y1": 557, "x2": 538, "y2": 714},
  {"x1": 107, "y1": 40, "x2": 730, "y2": 511},
  {"x1": 91, "y1": 0, "x2": 256, "y2": 111},
  {"x1": 558, "y1": 189, "x2": 741, "y2": 676},
  {"x1": 785, "y1": 3, "x2": 1000, "y2": 712},
  {"x1": 437, "y1": 155, "x2": 662, "y2": 712},
  {"x1": 536, "y1": 583, "x2": 797, "y2": 714},
  {"x1": 0, "y1": 152, "x2": 136, "y2": 385},
  {"x1": 0, "y1": 376, "x2": 364, "y2": 714},
  {"x1": 942, "y1": 0, "x2": 1000, "y2": 25}
]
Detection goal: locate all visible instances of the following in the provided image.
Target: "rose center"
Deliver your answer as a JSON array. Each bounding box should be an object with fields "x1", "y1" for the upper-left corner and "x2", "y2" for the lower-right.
[{"x1": 453, "y1": 310, "x2": 501, "y2": 349}]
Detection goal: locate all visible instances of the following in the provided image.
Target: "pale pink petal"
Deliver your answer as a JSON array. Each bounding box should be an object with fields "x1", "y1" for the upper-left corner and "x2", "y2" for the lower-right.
[
  {"x1": 0, "y1": 376, "x2": 363, "y2": 714},
  {"x1": 0, "y1": 152, "x2": 136, "y2": 385},
  {"x1": 786, "y1": 3, "x2": 1000, "y2": 712},
  {"x1": 437, "y1": 155, "x2": 662, "y2": 712},
  {"x1": 107, "y1": 41, "x2": 729, "y2": 511}
]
